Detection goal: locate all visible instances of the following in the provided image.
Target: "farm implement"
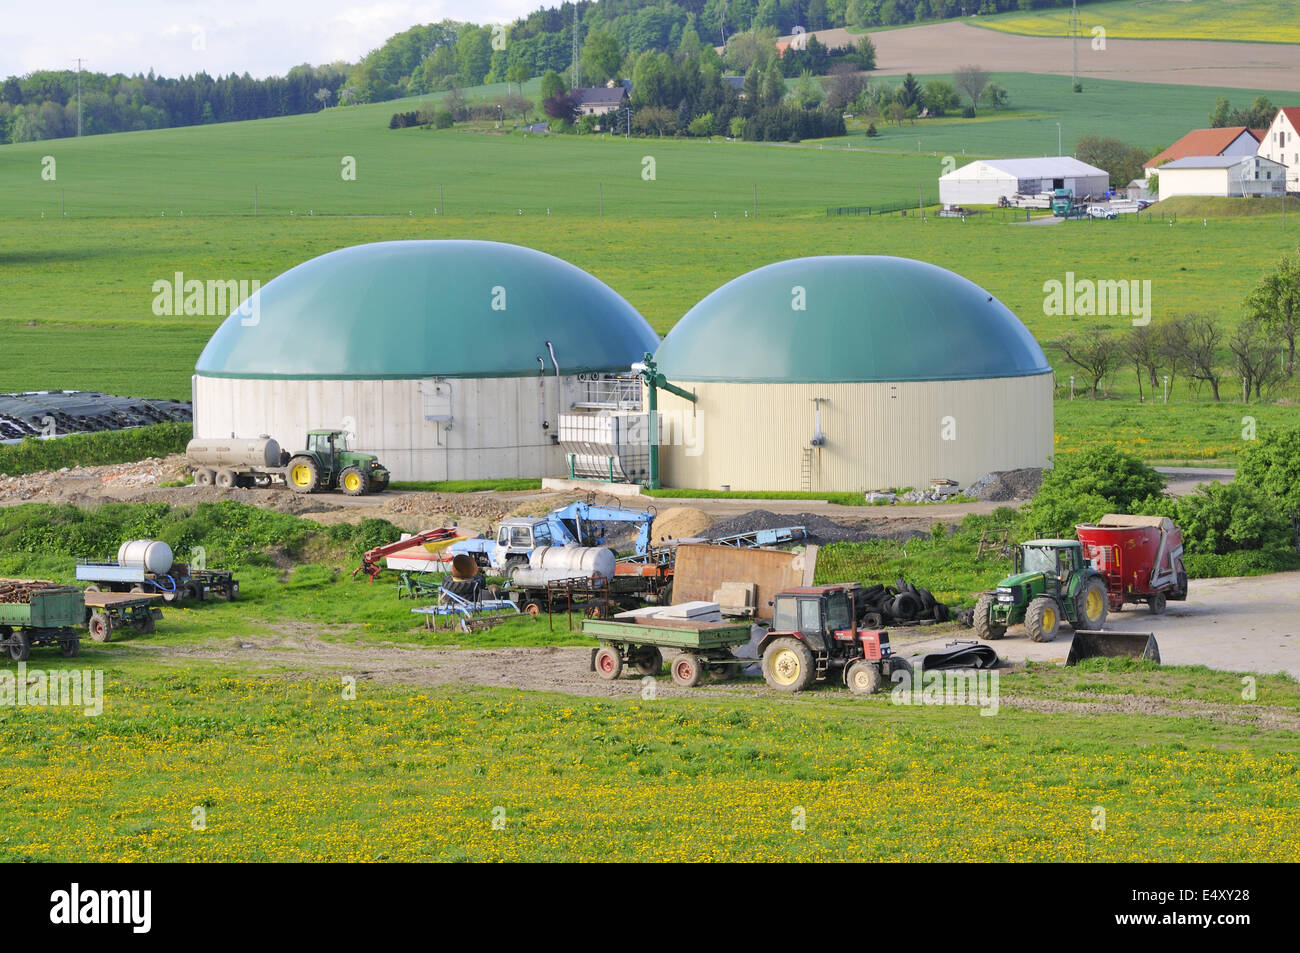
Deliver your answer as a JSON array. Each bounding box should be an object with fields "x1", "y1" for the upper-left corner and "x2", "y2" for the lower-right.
[
  {"x1": 585, "y1": 616, "x2": 755, "y2": 687},
  {"x1": 0, "y1": 579, "x2": 84, "y2": 660},
  {"x1": 83, "y1": 590, "x2": 162, "y2": 642},
  {"x1": 410, "y1": 587, "x2": 519, "y2": 632}
]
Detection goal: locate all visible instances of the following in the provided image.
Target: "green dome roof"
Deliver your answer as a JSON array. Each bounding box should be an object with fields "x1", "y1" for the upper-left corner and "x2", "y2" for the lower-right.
[
  {"x1": 654, "y1": 256, "x2": 1050, "y2": 383},
  {"x1": 195, "y1": 240, "x2": 659, "y2": 379}
]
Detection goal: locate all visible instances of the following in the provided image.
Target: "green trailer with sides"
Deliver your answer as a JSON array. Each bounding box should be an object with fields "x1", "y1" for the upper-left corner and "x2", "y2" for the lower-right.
[
  {"x1": 0, "y1": 583, "x2": 84, "y2": 660},
  {"x1": 584, "y1": 616, "x2": 754, "y2": 688}
]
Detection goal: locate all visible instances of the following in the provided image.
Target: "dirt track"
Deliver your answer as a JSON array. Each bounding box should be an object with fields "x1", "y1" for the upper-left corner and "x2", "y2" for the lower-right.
[{"x1": 791, "y1": 22, "x2": 1300, "y2": 92}]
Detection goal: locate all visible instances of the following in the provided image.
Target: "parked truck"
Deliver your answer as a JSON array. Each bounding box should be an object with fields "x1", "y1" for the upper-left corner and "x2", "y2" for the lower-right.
[
  {"x1": 1075, "y1": 514, "x2": 1188, "y2": 614},
  {"x1": 187, "y1": 430, "x2": 390, "y2": 496}
]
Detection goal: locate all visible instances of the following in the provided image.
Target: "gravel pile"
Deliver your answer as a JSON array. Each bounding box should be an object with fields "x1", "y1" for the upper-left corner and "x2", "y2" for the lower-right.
[{"x1": 966, "y1": 468, "x2": 1043, "y2": 502}]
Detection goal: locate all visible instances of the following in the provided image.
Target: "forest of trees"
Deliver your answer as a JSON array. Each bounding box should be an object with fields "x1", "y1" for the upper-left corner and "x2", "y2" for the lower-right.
[{"x1": 1, "y1": 0, "x2": 1103, "y2": 142}]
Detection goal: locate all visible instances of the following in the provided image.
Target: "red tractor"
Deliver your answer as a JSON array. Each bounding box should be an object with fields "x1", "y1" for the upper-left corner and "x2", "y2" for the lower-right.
[{"x1": 758, "y1": 585, "x2": 912, "y2": 694}]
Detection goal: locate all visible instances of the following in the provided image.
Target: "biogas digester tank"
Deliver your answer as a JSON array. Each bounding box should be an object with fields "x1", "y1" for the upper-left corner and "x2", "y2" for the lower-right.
[{"x1": 117, "y1": 540, "x2": 174, "y2": 575}]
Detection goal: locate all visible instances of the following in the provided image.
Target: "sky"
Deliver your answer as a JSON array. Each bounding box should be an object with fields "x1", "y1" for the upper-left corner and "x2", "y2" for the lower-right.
[{"x1": 2, "y1": 1, "x2": 545, "y2": 79}]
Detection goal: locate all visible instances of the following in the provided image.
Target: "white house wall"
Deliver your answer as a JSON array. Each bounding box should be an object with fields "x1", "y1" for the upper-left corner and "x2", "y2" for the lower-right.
[
  {"x1": 1158, "y1": 167, "x2": 1230, "y2": 199},
  {"x1": 654, "y1": 374, "x2": 1055, "y2": 492},
  {"x1": 193, "y1": 374, "x2": 582, "y2": 481},
  {"x1": 1257, "y1": 110, "x2": 1300, "y2": 192}
]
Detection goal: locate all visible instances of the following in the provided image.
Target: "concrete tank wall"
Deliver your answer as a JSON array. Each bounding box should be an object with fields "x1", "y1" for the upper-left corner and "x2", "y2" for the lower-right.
[
  {"x1": 653, "y1": 373, "x2": 1054, "y2": 492},
  {"x1": 193, "y1": 374, "x2": 588, "y2": 482}
]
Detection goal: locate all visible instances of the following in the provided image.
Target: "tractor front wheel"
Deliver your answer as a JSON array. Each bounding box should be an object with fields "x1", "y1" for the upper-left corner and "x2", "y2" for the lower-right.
[
  {"x1": 287, "y1": 456, "x2": 320, "y2": 494},
  {"x1": 1076, "y1": 577, "x2": 1110, "y2": 629},
  {"x1": 846, "y1": 659, "x2": 883, "y2": 695},
  {"x1": 762, "y1": 637, "x2": 815, "y2": 693},
  {"x1": 973, "y1": 593, "x2": 1005, "y2": 641},
  {"x1": 340, "y1": 466, "x2": 370, "y2": 496},
  {"x1": 1025, "y1": 597, "x2": 1060, "y2": 642}
]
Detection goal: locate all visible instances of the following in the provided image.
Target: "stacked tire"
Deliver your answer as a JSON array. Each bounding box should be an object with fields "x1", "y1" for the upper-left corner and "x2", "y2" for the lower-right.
[{"x1": 856, "y1": 578, "x2": 950, "y2": 626}]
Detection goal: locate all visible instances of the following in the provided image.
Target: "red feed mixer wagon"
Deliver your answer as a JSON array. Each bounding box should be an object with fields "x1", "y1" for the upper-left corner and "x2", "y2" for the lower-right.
[{"x1": 1074, "y1": 514, "x2": 1188, "y2": 614}]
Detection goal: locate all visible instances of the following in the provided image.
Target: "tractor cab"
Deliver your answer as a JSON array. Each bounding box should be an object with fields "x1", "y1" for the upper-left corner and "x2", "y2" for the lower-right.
[
  {"x1": 305, "y1": 429, "x2": 343, "y2": 467},
  {"x1": 1014, "y1": 540, "x2": 1085, "y2": 586}
]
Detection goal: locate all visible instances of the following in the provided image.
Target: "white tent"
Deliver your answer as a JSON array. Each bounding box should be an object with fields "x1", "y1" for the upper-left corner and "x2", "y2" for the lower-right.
[{"x1": 939, "y1": 157, "x2": 1110, "y2": 206}]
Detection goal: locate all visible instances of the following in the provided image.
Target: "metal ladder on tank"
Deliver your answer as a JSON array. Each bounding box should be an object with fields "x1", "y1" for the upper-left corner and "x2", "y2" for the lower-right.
[{"x1": 799, "y1": 448, "x2": 814, "y2": 493}]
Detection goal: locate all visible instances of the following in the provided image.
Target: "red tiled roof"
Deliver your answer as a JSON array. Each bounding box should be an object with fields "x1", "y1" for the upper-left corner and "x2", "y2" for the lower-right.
[
  {"x1": 1144, "y1": 127, "x2": 1257, "y2": 168},
  {"x1": 1279, "y1": 107, "x2": 1300, "y2": 129}
]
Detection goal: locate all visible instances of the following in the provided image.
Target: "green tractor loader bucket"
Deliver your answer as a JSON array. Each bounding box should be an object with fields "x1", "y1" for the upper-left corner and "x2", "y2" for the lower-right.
[{"x1": 1067, "y1": 630, "x2": 1161, "y2": 665}]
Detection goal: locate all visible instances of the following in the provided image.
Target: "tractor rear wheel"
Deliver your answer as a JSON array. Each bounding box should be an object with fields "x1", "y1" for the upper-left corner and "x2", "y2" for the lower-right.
[
  {"x1": 846, "y1": 660, "x2": 883, "y2": 695},
  {"x1": 1075, "y1": 577, "x2": 1110, "y2": 629},
  {"x1": 287, "y1": 456, "x2": 320, "y2": 494},
  {"x1": 594, "y1": 646, "x2": 623, "y2": 680},
  {"x1": 1025, "y1": 597, "x2": 1060, "y2": 642},
  {"x1": 973, "y1": 593, "x2": 1005, "y2": 641},
  {"x1": 340, "y1": 466, "x2": 370, "y2": 496},
  {"x1": 762, "y1": 637, "x2": 815, "y2": 693}
]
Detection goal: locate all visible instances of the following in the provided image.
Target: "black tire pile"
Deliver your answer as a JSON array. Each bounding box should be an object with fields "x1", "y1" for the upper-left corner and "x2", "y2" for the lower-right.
[{"x1": 856, "y1": 578, "x2": 950, "y2": 627}]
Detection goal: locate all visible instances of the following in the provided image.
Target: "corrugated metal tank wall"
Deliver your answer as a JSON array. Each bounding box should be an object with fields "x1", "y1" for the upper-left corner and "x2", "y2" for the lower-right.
[
  {"x1": 193, "y1": 374, "x2": 576, "y2": 481},
  {"x1": 653, "y1": 373, "x2": 1054, "y2": 492}
]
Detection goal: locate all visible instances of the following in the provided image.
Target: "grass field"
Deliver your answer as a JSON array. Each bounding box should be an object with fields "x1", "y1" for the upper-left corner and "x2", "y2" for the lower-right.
[
  {"x1": 979, "y1": 0, "x2": 1300, "y2": 45},
  {"x1": 0, "y1": 660, "x2": 1295, "y2": 861}
]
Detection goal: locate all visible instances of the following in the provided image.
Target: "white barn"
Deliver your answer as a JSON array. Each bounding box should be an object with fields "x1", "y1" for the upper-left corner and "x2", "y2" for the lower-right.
[
  {"x1": 1256, "y1": 107, "x2": 1300, "y2": 193},
  {"x1": 939, "y1": 157, "x2": 1110, "y2": 206},
  {"x1": 1156, "y1": 155, "x2": 1288, "y2": 200}
]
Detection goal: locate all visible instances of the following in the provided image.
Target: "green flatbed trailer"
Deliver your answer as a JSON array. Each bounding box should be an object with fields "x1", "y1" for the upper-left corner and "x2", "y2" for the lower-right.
[
  {"x1": 0, "y1": 586, "x2": 84, "y2": 660},
  {"x1": 583, "y1": 616, "x2": 755, "y2": 688}
]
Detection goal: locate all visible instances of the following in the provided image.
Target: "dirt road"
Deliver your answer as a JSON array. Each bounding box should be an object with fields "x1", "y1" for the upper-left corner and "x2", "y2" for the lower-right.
[
  {"x1": 894, "y1": 570, "x2": 1300, "y2": 677},
  {"x1": 788, "y1": 22, "x2": 1300, "y2": 92}
]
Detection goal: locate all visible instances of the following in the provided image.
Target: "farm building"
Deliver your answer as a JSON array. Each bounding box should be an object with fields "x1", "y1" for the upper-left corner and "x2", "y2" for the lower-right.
[
  {"x1": 1144, "y1": 126, "x2": 1263, "y2": 173},
  {"x1": 649, "y1": 256, "x2": 1054, "y2": 493},
  {"x1": 1156, "y1": 155, "x2": 1288, "y2": 200},
  {"x1": 1256, "y1": 107, "x2": 1300, "y2": 193},
  {"x1": 938, "y1": 157, "x2": 1109, "y2": 206},
  {"x1": 573, "y1": 86, "x2": 628, "y2": 117},
  {"x1": 192, "y1": 240, "x2": 659, "y2": 482}
]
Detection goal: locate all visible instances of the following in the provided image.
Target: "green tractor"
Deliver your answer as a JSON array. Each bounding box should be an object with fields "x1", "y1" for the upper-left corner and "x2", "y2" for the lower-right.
[
  {"x1": 286, "y1": 430, "x2": 390, "y2": 496},
  {"x1": 974, "y1": 539, "x2": 1109, "y2": 642}
]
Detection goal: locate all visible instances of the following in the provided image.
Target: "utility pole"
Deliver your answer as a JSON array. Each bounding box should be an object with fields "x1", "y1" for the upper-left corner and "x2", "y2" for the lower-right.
[
  {"x1": 1071, "y1": 1, "x2": 1080, "y2": 90},
  {"x1": 73, "y1": 58, "x2": 85, "y2": 136},
  {"x1": 571, "y1": 6, "x2": 581, "y2": 89}
]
